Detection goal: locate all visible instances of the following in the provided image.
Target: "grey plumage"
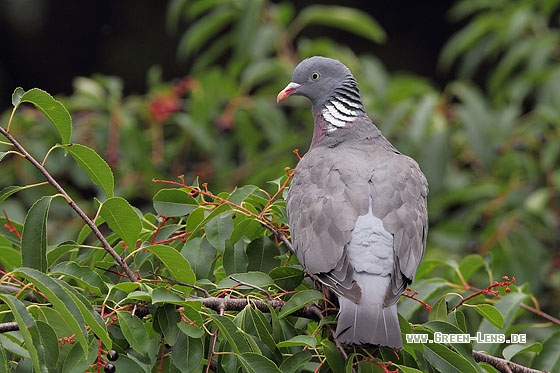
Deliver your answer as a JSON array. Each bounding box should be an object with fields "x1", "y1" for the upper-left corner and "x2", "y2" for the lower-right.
[{"x1": 278, "y1": 56, "x2": 428, "y2": 349}]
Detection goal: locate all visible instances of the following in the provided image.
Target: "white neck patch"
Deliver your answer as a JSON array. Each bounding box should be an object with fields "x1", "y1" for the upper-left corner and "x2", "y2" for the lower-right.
[{"x1": 322, "y1": 98, "x2": 360, "y2": 131}]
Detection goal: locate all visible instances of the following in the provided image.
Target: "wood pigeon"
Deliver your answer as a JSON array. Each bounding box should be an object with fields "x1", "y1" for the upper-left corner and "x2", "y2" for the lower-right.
[{"x1": 278, "y1": 56, "x2": 428, "y2": 349}]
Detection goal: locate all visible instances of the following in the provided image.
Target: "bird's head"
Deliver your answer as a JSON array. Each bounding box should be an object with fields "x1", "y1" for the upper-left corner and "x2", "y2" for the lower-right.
[{"x1": 277, "y1": 56, "x2": 356, "y2": 109}]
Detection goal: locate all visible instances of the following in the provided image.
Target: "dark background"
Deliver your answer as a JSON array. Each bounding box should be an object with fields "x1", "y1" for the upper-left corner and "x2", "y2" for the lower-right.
[{"x1": 0, "y1": 0, "x2": 459, "y2": 111}]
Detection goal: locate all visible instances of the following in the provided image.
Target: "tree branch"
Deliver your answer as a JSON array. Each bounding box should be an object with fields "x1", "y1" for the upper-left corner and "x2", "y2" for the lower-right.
[
  {"x1": 472, "y1": 350, "x2": 547, "y2": 373},
  {"x1": 0, "y1": 126, "x2": 137, "y2": 282}
]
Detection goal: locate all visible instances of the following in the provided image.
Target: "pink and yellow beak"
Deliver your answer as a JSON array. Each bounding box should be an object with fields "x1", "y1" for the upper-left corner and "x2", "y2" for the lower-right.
[{"x1": 277, "y1": 82, "x2": 301, "y2": 103}]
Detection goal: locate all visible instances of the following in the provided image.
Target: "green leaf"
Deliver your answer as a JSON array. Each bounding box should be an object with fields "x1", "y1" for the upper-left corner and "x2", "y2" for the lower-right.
[
  {"x1": 291, "y1": 5, "x2": 386, "y2": 43},
  {"x1": 223, "y1": 239, "x2": 248, "y2": 275},
  {"x1": 278, "y1": 350, "x2": 312, "y2": 373},
  {"x1": 269, "y1": 267, "x2": 304, "y2": 291},
  {"x1": 210, "y1": 314, "x2": 251, "y2": 354},
  {"x1": 424, "y1": 343, "x2": 478, "y2": 373},
  {"x1": 117, "y1": 311, "x2": 150, "y2": 355},
  {"x1": 154, "y1": 303, "x2": 180, "y2": 346},
  {"x1": 472, "y1": 304, "x2": 504, "y2": 328},
  {"x1": 428, "y1": 296, "x2": 449, "y2": 322},
  {"x1": 57, "y1": 281, "x2": 112, "y2": 351},
  {"x1": 230, "y1": 217, "x2": 262, "y2": 243},
  {"x1": 246, "y1": 237, "x2": 280, "y2": 273},
  {"x1": 0, "y1": 185, "x2": 28, "y2": 204},
  {"x1": 144, "y1": 244, "x2": 196, "y2": 290},
  {"x1": 531, "y1": 330, "x2": 560, "y2": 372},
  {"x1": 0, "y1": 294, "x2": 47, "y2": 373},
  {"x1": 153, "y1": 188, "x2": 198, "y2": 217},
  {"x1": 21, "y1": 195, "x2": 55, "y2": 273},
  {"x1": 181, "y1": 237, "x2": 216, "y2": 280},
  {"x1": 172, "y1": 332, "x2": 204, "y2": 372},
  {"x1": 239, "y1": 306, "x2": 277, "y2": 355},
  {"x1": 227, "y1": 185, "x2": 259, "y2": 205},
  {"x1": 61, "y1": 144, "x2": 114, "y2": 199},
  {"x1": 99, "y1": 197, "x2": 142, "y2": 250},
  {"x1": 151, "y1": 287, "x2": 185, "y2": 305},
  {"x1": 177, "y1": 303, "x2": 205, "y2": 339},
  {"x1": 236, "y1": 352, "x2": 281, "y2": 373},
  {"x1": 279, "y1": 289, "x2": 323, "y2": 318},
  {"x1": 12, "y1": 268, "x2": 89, "y2": 356},
  {"x1": 50, "y1": 262, "x2": 107, "y2": 295},
  {"x1": 36, "y1": 320, "x2": 59, "y2": 371},
  {"x1": 205, "y1": 211, "x2": 234, "y2": 252},
  {"x1": 0, "y1": 245, "x2": 21, "y2": 271},
  {"x1": 474, "y1": 292, "x2": 526, "y2": 354},
  {"x1": 502, "y1": 342, "x2": 542, "y2": 361},
  {"x1": 322, "y1": 339, "x2": 344, "y2": 373},
  {"x1": 218, "y1": 271, "x2": 275, "y2": 290},
  {"x1": 457, "y1": 254, "x2": 485, "y2": 283},
  {"x1": 17, "y1": 88, "x2": 72, "y2": 144},
  {"x1": 276, "y1": 335, "x2": 317, "y2": 348},
  {"x1": 11, "y1": 87, "x2": 25, "y2": 107}
]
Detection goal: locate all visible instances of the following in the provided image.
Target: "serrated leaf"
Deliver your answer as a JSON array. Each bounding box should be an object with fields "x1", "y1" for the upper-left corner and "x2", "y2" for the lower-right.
[
  {"x1": 153, "y1": 188, "x2": 198, "y2": 217},
  {"x1": 61, "y1": 144, "x2": 114, "y2": 199},
  {"x1": 279, "y1": 289, "x2": 323, "y2": 318},
  {"x1": 12, "y1": 268, "x2": 89, "y2": 356},
  {"x1": 0, "y1": 294, "x2": 47, "y2": 373},
  {"x1": 17, "y1": 88, "x2": 72, "y2": 144},
  {"x1": 291, "y1": 5, "x2": 386, "y2": 43},
  {"x1": 21, "y1": 195, "x2": 55, "y2": 273},
  {"x1": 99, "y1": 197, "x2": 141, "y2": 250},
  {"x1": 472, "y1": 304, "x2": 504, "y2": 328},
  {"x1": 144, "y1": 244, "x2": 196, "y2": 290}
]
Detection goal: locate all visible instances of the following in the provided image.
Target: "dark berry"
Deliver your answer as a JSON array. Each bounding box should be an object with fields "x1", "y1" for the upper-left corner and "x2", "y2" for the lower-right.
[
  {"x1": 104, "y1": 363, "x2": 116, "y2": 373},
  {"x1": 106, "y1": 350, "x2": 119, "y2": 361}
]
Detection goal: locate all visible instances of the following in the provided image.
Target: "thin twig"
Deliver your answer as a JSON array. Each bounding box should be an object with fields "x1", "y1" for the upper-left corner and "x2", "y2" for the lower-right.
[{"x1": 0, "y1": 126, "x2": 137, "y2": 282}]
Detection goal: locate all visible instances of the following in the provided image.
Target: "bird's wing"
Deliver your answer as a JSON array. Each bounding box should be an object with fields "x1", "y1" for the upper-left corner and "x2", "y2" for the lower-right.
[
  {"x1": 367, "y1": 144, "x2": 429, "y2": 305},
  {"x1": 287, "y1": 145, "x2": 370, "y2": 302},
  {"x1": 287, "y1": 138, "x2": 428, "y2": 306}
]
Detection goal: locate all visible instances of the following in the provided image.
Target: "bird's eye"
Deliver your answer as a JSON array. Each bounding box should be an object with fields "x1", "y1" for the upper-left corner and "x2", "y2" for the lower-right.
[{"x1": 311, "y1": 72, "x2": 320, "y2": 81}]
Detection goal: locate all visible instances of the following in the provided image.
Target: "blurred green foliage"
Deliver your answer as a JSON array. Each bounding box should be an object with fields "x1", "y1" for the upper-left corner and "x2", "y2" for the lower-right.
[{"x1": 1, "y1": 0, "x2": 559, "y2": 371}]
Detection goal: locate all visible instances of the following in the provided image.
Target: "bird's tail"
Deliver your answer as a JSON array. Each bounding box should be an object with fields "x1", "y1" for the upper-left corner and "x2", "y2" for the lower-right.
[{"x1": 334, "y1": 291, "x2": 402, "y2": 349}]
